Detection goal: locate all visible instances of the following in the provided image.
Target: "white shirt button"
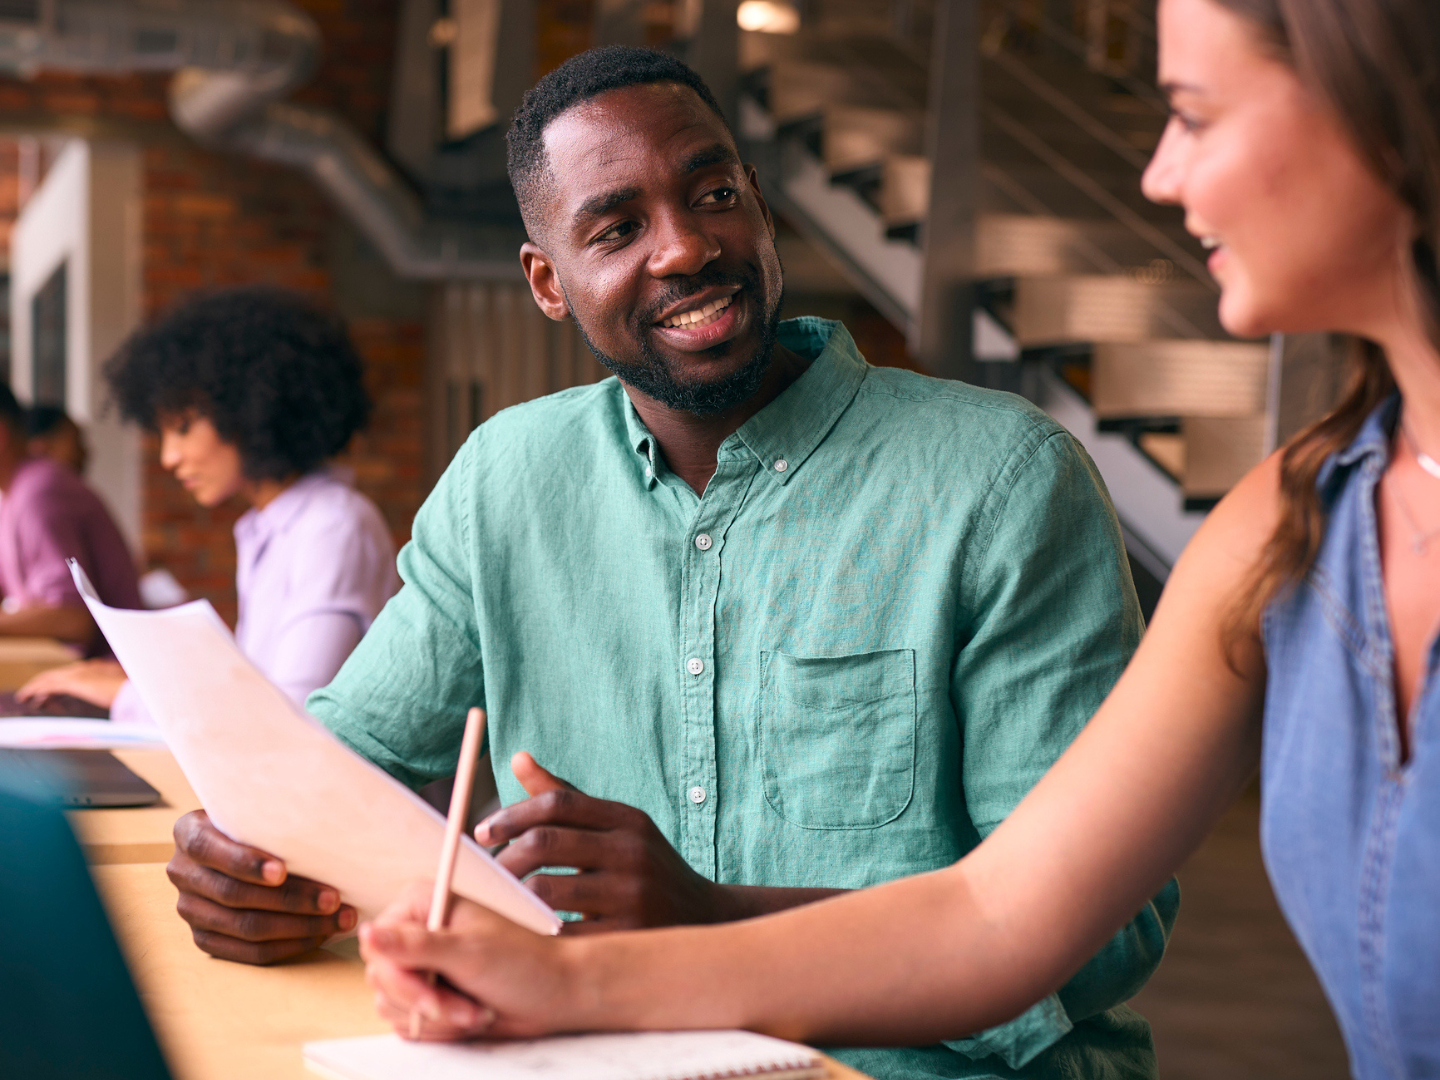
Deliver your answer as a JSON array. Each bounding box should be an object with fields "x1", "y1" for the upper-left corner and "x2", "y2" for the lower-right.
[
  {"x1": 694, "y1": 533, "x2": 712, "y2": 551},
  {"x1": 686, "y1": 657, "x2": 705, "y2": 675},
  {"x1": 774, "y1": 458, "x2": 788, "y2": 472},
  {"x1": 689, "y1": 786, "x2": 707, "y2": 805}
]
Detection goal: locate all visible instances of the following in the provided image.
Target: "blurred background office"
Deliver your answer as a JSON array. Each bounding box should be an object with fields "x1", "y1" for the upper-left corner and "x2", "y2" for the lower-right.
[{"x1": 0, "y1": 1, "x2": 1353, "y2": 1076}]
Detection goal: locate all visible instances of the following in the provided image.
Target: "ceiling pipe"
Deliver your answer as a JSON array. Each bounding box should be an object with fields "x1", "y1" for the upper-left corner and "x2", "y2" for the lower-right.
[{"x1": 0, "y1": 0, "x2": 524, "y2": 279}]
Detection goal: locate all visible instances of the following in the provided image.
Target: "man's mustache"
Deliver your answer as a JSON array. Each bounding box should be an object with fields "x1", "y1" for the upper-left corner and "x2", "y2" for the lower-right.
[{"x1": 634, "y1": 268, "x2": 756, "y2": 326}]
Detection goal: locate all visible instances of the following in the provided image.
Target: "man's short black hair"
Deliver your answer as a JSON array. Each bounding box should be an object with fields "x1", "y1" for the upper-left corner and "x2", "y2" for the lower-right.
[
  {"x1": 506, "y1": 45, "x2": 731, "y2": 237},
  {"x1": 0, "y1": 384, "x2": 24, "y2": 435},
  {"x1": 25, "y1": 405, "x2": 72, "y2": 440},
  {"x1": 104, "y1": 287, "x2": 372, "y2": 481}
]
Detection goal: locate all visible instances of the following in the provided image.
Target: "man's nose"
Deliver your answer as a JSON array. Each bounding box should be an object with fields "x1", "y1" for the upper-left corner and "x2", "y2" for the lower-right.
[
  {"x1": 1141, "y1": 121, "x2": 1184, "y2": 206},
  {"x1": 647, "y1": 210, "x2": 721, "y2": 278}
]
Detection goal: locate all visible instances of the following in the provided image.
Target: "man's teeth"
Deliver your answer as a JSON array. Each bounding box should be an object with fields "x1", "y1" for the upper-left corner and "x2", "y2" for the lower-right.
[
  {"x1": 661, "y1": 295, "x2": 733, "y2": 329},
  {"x1": 1200, "y1": 236, "x2": 1221, "y2": 250}
]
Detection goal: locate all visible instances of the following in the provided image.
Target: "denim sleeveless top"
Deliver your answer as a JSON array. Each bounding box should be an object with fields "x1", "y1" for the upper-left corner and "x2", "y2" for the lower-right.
[{"x1": 1261, "y1": 396, "x2": 1440, "y2": 1079}]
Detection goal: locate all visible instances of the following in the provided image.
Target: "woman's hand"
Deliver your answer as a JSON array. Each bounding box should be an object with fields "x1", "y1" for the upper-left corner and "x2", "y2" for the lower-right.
[
  {"x1": 17, "y1": 659, "x2": 128, "y2": 709},
  {"x1": 360, "y1": 881, "x2": 583, "y2": 1041}
]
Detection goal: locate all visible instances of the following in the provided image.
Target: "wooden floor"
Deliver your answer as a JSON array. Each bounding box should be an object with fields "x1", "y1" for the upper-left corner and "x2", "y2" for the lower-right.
[{"x1": 1130, "y1": 787, "x2": 1351, "y2": 1079}]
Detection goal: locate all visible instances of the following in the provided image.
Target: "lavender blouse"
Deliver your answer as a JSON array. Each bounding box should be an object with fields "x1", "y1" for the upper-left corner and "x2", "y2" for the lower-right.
[{"x1": 113, "y1": 469, "x2": 399, "y2": 722}]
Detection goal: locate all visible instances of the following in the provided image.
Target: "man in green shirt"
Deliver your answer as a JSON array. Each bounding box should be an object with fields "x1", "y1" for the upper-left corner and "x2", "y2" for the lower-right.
[{"x1": 166, "y1": 46, "x2": 1176, "y2": 1079}]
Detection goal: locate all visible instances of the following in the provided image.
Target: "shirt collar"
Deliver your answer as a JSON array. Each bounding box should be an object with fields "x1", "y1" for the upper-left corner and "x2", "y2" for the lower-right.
[
  {"x1": 622, "y1": 318, "x2": 867, "y2": 490},
  {"x1": 235, "y1": 466, "x2": 353, "y2": 545},
  {"x1": 1320, "y1": 392, "x2": 1399, "y2": 488}
]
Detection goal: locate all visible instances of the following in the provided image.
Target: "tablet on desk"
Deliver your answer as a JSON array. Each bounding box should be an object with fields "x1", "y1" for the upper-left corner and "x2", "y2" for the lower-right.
[{"x1": 0, "y1": 748, "x2": 160, "y2": 808}]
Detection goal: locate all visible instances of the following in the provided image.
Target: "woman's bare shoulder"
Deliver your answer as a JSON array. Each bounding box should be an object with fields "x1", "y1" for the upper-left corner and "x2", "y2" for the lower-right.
[{"x1": 1177, "y1": 449, "x2": 1284, "y2": 578}]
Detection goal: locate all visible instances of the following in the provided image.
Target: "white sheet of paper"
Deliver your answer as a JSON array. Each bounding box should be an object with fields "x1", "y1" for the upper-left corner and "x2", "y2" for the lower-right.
[
  {"x1": 70, "y1": 561, "x2": 560, "y2": 933},
  {"x1": 0, "y1": 718, "x2": 166, "y2": 749},
  {"x1": 302, "y1": 1030, "x2": 825, "y2": 1080}
]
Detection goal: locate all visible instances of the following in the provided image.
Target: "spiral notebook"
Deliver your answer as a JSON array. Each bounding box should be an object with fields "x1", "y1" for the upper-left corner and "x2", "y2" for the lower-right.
[{"x1": 302, "y1": 1030, "x2": 827, "y2": 1080}]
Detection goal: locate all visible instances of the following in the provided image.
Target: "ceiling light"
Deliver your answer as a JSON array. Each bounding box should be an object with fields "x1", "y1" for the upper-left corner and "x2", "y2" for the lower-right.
[{"x1": 737, "y1": 1, "x2": 800, "y2": 34}]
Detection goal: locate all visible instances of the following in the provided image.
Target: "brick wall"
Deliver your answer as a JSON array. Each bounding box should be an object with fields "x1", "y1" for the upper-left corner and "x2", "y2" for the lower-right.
[{"x1": 0, "y1": 1, "x2": 428, "y2": 625}]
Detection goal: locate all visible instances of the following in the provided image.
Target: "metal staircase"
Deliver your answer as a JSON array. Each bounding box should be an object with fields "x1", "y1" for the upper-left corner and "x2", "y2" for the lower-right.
[{"x1": 732, "y1": 0, "x2": 1339, "y2": 579}]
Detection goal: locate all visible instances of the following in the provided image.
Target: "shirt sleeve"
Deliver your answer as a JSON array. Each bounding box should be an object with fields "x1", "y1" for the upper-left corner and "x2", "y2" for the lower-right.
[
  {"x1": 265, "y1": 511, "x2": 396, "y2": 709},
  {"x1": 306, "y1": 440, "x2": 485, "y2": 789},
  {"x1": 945, "y1": 429, "x2": 1178, "y2": 1069},
  {"x1": 11, "y1": 494, "x2": 92, "y2": 608}
]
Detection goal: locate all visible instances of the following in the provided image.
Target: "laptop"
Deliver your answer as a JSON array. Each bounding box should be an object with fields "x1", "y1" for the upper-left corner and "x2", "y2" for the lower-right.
[
  {"x1": 0, "y1": 748, "x2": 160, "y2": 808},
  {"x1": 0, "y1": 692, "x2": 161, "y2": 807},
  {"x1": 0, "y1": 690, "x2": 111, "y2": 718},
  {"x1": 0, "y1": 774, "x2": 173, "y2": 1079}
]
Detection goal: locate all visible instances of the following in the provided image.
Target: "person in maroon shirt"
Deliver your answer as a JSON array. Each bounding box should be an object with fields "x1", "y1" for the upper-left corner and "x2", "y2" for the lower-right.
[{"x1": 0, "y1": 386, "x2": 141, "y2": 655}]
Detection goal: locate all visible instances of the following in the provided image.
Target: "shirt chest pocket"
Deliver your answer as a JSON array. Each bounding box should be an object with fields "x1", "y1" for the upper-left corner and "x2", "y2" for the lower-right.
[{"x1": 759, "y1": 648, "x2": 917, "y2": 830}]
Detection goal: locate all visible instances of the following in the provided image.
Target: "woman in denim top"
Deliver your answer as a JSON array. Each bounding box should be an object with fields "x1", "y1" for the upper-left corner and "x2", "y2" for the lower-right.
[{"x1": 355, "y1": 1, "x2": 1438, "y2": 1075}]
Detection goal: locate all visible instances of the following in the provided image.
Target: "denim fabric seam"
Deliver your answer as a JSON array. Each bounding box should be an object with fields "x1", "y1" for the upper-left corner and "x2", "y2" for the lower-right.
[
  {"x1": 1355, "y1": 456, "x2": 1400, "y2": 766},
  {"x1": 1350, "y1": 442, "x2": 1410, "y2": 1078},
  {"x1": 1308, "y1": 566, "x2": 1385, "y2": 681},
  {"x1": 1357, "y1": 776, "x2": 1407, "y2": 1079}
]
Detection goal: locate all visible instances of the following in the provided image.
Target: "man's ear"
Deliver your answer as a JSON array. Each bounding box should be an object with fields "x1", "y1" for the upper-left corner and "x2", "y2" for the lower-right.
[
  {"x1": 745, "y1": 163, "x2": 776, "y2": 240},
  {"x1": 520, "y1": 243, "x2": 570, "y2": 322}
]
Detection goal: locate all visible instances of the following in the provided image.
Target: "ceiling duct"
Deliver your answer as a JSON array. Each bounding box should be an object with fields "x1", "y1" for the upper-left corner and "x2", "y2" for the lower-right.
[{"x1": 0, "y1": 0, "x2": 524, "y2": 280}]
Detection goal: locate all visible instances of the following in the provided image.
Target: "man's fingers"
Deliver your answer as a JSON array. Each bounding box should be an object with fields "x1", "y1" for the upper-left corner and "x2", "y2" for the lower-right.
[
  {"x1": 524, "y1": 869, "x2": 643, "y2": 922},
  {"x1": 176, "y1": 892, "x2": 352, "y2": 944},
  {"x1": 510, "y1": 751, "x2": 577, "y2": 797},
  {"x1": 167, "y1": 851, "x2": 348, "y2": 918},
  {"x1": 494, "y1": 826, "x2": 636, "y2": 880},
  {"x1": 190, "y1": 926, "x2": 328, "y2": 965},
  {"x1": 474, "y1": 787, "x2": 639, "y2": 846},
  {"x1": 173, "y1": 810, "x2": 287, "y2": 886}
]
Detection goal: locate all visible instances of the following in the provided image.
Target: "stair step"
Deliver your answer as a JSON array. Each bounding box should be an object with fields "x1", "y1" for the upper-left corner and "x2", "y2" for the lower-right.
[
  {"x1": 769, "y1": 60, "x2": 895, "y2": 124},
  {"x1": 1138, "y1": 432, "x2": 1185, "y2": 482},
  {"x1": 1012, "y1": 275, "x2": 1228, "y2": 344},
  {"x1": 877, "y1": 153, "x2": 931, "y2": 227},
  {"x1": 1090, "y1": 340, "x2": 1271, "y2": 419},
  {"x1": 1182, "y1": 415, "x2": 1268, "y2": 499},
  {"x1": 977, "y1": 213, "x2": 1181, "y2": 276},
  {"x1": 823, "y1": 105, "x2": 925, "y2": 176}
]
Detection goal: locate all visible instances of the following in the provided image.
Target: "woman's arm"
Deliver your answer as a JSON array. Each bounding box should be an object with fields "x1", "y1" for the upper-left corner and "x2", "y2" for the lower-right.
[{"x1": 361, "y1": 456, "x2": 1282, "y2": 1045}]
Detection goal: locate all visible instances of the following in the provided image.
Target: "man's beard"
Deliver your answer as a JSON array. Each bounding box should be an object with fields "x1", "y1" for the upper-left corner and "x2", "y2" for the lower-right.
[{"x1": 568, "y1": 266, "x2": 783, "y2": 417}]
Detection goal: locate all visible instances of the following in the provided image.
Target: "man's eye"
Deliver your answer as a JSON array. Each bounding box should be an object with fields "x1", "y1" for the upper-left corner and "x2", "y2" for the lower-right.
[
  {"x1": 698, "y1": 187, "x2": 737, "y2": 206},
  {"x1": 595, "y1": 221, "x2": 636, "y2": 243}
]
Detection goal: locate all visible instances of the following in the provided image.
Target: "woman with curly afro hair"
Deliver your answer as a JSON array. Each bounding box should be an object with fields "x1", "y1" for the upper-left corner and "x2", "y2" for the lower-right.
[{"x1": 19, "y1": 287, "x2": 400, "y2": 721}]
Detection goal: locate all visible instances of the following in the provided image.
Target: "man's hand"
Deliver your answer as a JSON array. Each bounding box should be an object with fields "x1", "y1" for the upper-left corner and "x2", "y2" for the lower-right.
[
  {"x1": 361, "y1": 882, "x2": 575, "y2": 1041},
  {"x1": 167, "y1": 809, "x2": 357, "y2": 964},
  {"x1": 476, "y1": 753, "x2": 729, "y2": 932},
  {"x1": 17, "y1": 659, "x2": 127, "y2": 709}
]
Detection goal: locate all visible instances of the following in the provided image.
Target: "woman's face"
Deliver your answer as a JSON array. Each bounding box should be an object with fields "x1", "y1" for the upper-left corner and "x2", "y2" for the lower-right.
[
  {"x1": 1142, "y1": 0, "x2": 1411, "y2": 341},
  {"x1": 158, "y1": 413, "x2": 245, "y2": 508}
]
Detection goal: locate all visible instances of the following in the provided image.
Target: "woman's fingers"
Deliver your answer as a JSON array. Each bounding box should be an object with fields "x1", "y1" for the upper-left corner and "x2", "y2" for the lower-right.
[{"x1": 362, "y1": 933, "x2": 494, "y2": 1038}]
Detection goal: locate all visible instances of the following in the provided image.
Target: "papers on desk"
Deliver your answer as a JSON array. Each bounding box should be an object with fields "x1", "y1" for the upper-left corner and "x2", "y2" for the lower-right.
[
  {"x1": 302, "y1": 1031, "x2": 826, "y2": 1080},
  {"x1": 69, "y1": 560, "x2": 561, "y2": 933},
  {"x1": 0, "y1": 718, "x2": 165, "y2": 750}
]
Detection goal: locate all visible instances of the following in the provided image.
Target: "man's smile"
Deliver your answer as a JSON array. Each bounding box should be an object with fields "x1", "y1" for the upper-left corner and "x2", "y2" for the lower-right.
[{"x1": 650, "y1": 286, "x2": 747, "y2": 352}]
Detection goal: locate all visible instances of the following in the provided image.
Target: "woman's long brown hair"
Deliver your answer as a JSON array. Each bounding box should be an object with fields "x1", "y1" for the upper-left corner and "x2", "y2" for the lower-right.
[{"x1": 1212, "y1": 0, "x2": 1440, "y2": 647}]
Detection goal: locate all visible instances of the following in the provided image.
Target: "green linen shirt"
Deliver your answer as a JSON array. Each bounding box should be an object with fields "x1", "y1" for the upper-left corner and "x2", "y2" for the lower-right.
[{"x1": 310, "y1": 318, "x2": 1178, "y2": 1080}]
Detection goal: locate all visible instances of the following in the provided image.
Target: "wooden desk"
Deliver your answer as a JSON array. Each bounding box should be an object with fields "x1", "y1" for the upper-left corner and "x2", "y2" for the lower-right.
[
  {"x1": 0, "y1": 635, "x2": 79, "y2": 691},
  {"x1": 70, "y1": 749, "x2": 201, "y2": 864},
  {"x1": 94, "y1": 863, "x2": 874, "y2": 1080}
]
